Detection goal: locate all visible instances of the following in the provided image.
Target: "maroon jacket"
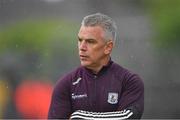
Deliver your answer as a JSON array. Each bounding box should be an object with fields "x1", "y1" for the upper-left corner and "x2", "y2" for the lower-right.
[{"x1": 48, "y1": 60, "x2": 144, "y2": 119}]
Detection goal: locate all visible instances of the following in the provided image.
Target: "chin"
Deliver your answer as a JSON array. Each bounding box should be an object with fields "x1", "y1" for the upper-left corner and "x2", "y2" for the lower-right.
[{"x1": 80, "y1": 61, "x2": 91, "y2": 67}]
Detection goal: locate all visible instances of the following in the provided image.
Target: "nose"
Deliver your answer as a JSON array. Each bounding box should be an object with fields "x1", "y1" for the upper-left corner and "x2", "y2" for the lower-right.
[{"x1": 79, "y1": 40, "x2": 87, "y2": 51}]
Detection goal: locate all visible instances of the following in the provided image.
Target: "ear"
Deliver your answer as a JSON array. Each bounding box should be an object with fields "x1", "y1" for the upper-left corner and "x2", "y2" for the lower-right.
[{"x1": 104, "y1": 40, "x2": 114, "y2": 55}]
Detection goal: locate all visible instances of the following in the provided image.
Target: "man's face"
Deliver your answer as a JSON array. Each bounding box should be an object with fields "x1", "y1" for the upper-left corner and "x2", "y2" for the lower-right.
[{"x1": 78, "y1": 25, "x2": 113, "y2": 69}]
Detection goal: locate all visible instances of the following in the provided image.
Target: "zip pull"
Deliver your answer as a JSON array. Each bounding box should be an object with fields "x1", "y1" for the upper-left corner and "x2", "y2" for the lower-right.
[{"x1": 93, "y1": 75, "x2": 97, "y2": 79}]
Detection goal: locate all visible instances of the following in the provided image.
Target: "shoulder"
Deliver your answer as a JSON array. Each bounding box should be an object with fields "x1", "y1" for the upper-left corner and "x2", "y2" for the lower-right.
[
  {"x1": 110, "y1": 62, "x2": 132, "y2": 78},
  {"x1": 55, "y1": 66, "x2": 84, "y2": 88},
  {"x1": 110, "y1": 62, "x2": 144, "y2": 88}
]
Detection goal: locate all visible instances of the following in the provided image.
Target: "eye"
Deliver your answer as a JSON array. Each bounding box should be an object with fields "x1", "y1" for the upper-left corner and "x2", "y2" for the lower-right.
[
  {"x1": 78, "y1": 38, "x2": 83, "y2": 42},
  {"x1": 86, "y1": 39, "x2": 96, "y2": 44}
]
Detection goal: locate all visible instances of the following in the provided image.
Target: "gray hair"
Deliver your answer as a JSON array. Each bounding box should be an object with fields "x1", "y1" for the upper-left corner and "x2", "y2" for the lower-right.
[{"x1": 81, "y1": 13, "x2": 117, "y2": 42}]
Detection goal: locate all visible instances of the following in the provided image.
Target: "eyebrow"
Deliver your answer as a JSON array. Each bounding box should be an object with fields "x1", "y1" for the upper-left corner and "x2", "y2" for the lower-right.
[{"x1": 78, "y1": 36, "x2": 96, "y2": 41}]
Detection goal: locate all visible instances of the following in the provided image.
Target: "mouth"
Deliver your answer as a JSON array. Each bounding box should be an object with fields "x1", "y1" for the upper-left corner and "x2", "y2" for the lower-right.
[{"x1": 79, "y1": 55, "x2": 89, "y2": 60}]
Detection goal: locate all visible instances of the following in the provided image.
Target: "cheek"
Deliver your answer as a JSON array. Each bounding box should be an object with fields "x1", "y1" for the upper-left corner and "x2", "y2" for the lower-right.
[{"x1": 90, "y1": 46, "x2": 105, "y2": 57}]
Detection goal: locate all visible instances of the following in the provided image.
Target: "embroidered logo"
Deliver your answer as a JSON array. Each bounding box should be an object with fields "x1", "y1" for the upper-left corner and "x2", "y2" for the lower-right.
[
  {"x1": 72, "y1": 77, "x2": 82, "y2": 85},
  {"x1": 107, "y1": 92, "x2": 118, "y2": 104},
  {"x1": 72, "y1": 93, "x2": 87, "y2": 100}
]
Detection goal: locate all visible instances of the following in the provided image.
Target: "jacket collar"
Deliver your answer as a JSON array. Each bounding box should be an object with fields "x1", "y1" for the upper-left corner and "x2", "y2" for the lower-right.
[{"x1": 82, "y1": 59, "x2": 113, "y2": 78}]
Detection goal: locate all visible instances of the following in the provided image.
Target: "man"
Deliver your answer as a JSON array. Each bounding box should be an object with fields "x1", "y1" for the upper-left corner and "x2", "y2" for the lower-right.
[{"x1": 48, "y1": 13, "x2": 144, "y2": 119}]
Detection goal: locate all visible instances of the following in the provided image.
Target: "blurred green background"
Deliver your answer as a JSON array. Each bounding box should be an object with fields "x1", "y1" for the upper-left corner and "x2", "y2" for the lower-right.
[{"x1": 0, "y1": 0, "x2": 180, "y2": 119}]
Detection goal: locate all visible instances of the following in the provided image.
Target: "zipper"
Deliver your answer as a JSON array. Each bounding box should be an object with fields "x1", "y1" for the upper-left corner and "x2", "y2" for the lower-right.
[{"x1": 92, "y1": 75, "x2": 97, "y2": 109}]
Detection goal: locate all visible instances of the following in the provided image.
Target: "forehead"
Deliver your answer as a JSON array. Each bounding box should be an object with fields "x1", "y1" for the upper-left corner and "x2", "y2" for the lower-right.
[{"x1": 78, "y1": 26, "x2": 105, "y2": 39}]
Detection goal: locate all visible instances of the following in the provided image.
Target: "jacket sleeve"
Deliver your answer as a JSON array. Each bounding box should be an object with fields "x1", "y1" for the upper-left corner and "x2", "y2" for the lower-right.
[
  {"x1": 48, "y1": 76, "x2": 72, "y2": 119},
  {"x1": 70, "y1": 109, "x2": 133, "y2": 120},
  {"x1": 117, "y1": 73, "x2": 144, "y2": 119}
]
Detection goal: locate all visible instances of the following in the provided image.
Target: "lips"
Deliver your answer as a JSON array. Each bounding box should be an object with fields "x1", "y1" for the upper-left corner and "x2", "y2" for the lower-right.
[{"x1": 79, "y1": 55, "x2": 89, "y2": 60}]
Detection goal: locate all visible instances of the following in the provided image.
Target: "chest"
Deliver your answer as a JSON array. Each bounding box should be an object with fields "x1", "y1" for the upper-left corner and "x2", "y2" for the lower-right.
[{"x1": 71, "y1": 75, "x2": 123, "y2": 112}]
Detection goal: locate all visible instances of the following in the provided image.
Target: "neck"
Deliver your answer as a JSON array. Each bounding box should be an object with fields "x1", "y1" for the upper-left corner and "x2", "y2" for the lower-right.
[{"x1": 88, "y1": 56, "x2": 110, "y2": 74}]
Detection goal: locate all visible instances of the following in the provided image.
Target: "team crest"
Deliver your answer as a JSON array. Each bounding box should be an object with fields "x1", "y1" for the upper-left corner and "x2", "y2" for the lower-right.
[{"x1": 107, "y1": 92, "x2": 118, "y2": 104}]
